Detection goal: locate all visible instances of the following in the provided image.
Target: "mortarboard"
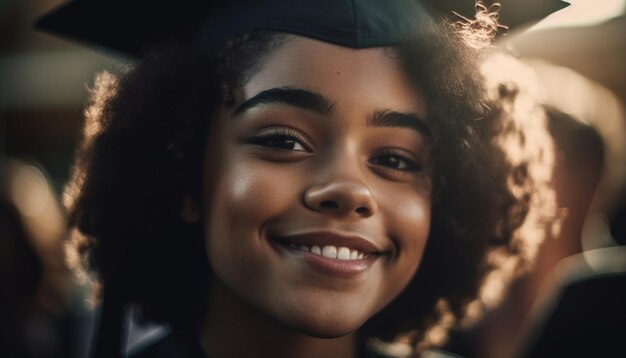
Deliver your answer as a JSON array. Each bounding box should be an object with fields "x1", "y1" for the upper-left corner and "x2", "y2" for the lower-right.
[{"x1": 36, "y1": 0, "x2": 433, "y2": 57}]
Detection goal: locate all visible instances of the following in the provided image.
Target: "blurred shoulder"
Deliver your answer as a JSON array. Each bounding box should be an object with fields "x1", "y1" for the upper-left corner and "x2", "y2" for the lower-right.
[{"x1": 128, "y1": 332, "x2": 206, "y2": 358}]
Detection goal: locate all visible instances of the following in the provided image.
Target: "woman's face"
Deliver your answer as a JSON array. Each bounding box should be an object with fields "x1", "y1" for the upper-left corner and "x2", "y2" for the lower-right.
[{"x1": 203, "y1": 36, "x2": 431, "y2": 337}]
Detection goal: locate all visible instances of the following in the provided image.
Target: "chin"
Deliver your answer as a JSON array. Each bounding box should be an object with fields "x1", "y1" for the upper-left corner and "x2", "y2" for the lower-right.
[
  {"x1": 296, "y1": 324, "x2": 357, "y2": 339},
  {"x1": 285, "y1": 312, "x2": 366, "y2": 339}
]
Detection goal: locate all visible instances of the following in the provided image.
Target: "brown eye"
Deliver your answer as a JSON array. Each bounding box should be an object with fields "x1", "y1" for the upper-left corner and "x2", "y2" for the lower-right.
[
  {"x1": 258, "y1": 136, "x2": 304, "y2": 150},
  {"x1": 249, "y1": 127, "x2": 311, "y2": 152},
  {"x1": 369, "y1": 149, "x2": 422, "y2": 172}
]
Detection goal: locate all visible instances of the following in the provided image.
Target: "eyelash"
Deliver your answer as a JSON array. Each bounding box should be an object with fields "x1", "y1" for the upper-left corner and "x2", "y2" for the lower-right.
[
  {"x1": 369, "y1": 148, "x2": 423, "y2": 173},
  {"x1": 249, "y1": 127, "x2": 312, "y2": 152},
  {"x1": 249, "y1": 127, "x2": 422, "y2": 173}
]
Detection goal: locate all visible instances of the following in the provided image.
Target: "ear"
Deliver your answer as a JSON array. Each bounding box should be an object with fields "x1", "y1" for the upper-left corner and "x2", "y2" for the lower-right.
[{"x1": 180, "y1": 196, "x2": 200, "y2": 223}]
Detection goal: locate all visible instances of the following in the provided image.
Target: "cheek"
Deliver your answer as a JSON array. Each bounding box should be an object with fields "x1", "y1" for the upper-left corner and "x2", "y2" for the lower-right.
[
  {"x1": 216, "y1": 161, "x2": 301, "y2": 225},
  {"x1": 385, "y1": 187, "x2": 431, "y2": 254},
  {"x1": 381, "y1": 191, "x2": 431, "y2": 291},
  {"x1": 207, "y1": 162, "x2": 266, "y2": 249},
  {"x1": 204, "y1": 160, "x2": 301, "y2": 273},
  {"x1": 401, "y1": 196, "x2": 431, "y2": 253}
]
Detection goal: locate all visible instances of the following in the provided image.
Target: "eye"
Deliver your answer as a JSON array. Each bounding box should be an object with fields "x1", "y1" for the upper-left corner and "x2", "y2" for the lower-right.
[
  {"x1": 369, "y1": 149, "x2": 422, "y2": 172},
  {"x1": 248, "y1": 127, "x2": 311, "y2": 152}
]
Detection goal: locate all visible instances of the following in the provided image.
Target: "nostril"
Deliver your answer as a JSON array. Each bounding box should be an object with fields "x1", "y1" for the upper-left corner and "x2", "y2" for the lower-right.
[
  {"x1": 355, "y1": 207, "x2": 369, "y2": 215},
  {"x1": 320, "y1": 201, "x2": 339, "y2": 209}
]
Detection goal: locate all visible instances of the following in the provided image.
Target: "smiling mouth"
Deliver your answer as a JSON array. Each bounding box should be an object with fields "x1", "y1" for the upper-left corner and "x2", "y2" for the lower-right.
[{"x1": 269, "y1": 231, "x2": 384, "y2": 276}]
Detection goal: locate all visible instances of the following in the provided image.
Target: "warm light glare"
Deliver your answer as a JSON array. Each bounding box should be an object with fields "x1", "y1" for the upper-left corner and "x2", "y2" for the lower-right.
[
  {"x1": 10, "y1": 165, "x2": 50, "y2": 218},
  {"x1": 530, "y1": 0, "x2": 626, "y2": 31}
]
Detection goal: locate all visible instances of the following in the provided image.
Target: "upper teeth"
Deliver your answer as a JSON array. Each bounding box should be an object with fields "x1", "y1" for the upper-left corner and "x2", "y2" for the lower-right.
[{"x1": 291, "y1": 244, "x2": 365, "y2": 260}]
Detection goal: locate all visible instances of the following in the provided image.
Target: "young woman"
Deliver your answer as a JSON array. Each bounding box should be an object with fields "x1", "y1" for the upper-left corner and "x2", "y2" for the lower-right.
[{"x1": 38, "y1": 1, "x2": 559, "y2": 357}]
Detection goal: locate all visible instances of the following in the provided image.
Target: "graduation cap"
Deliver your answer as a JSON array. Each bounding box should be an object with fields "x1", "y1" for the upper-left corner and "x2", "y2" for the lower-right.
[{"x1": 36, "y1": 0, "x2": 433, "y2": 57}]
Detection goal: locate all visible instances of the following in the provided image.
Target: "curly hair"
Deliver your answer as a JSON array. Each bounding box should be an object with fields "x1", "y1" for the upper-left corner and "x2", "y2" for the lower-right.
[
  {"x1": 361, "y1": 21, "x2": 560, "y2": 353},
  {"x1": 64, "y1": 14, "x2": 559, "y2": 355}
]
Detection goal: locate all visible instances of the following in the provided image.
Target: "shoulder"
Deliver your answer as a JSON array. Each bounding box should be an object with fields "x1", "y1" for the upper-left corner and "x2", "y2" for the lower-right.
[{"x1": 129, "y1": 332, "x2": 206, "y2": 358}]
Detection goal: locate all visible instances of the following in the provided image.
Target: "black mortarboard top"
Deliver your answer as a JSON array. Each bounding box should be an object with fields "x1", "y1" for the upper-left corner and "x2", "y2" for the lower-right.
[{"x1": 36, "y1": 0, "x2": 433, "y2": 57}]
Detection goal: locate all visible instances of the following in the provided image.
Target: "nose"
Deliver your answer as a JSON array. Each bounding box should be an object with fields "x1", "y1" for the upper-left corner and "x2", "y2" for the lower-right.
[{"x1": 304, "y1": 179, "x2": 377, "y2": 218}]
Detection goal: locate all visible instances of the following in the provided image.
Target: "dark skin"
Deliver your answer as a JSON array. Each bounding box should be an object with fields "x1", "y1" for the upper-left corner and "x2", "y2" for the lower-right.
[{"x1": 183, "y1": 36, "x2": 433, "y2": 357}]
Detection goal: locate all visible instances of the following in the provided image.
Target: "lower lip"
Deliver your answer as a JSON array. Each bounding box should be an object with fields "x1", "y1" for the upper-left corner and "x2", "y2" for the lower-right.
[{"x1": 271, "y1": 241, "x2": 378, "y2": 277}]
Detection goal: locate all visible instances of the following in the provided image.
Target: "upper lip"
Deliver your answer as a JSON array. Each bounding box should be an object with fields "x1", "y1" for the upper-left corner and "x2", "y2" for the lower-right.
[{"x1": 270, "y1": 230, "x2": 384, "y2": 255}]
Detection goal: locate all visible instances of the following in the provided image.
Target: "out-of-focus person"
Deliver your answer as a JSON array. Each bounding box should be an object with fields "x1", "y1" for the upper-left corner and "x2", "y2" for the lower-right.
[
  {"x1": 513, "y1": 62, "x2": 626, "y2": 358},
  {"x1": 1, "y1": 158, "x2": 93, "y2": 358},
  {"x1": 444, "y1": 60, "x2": 626, "y2": 358}
]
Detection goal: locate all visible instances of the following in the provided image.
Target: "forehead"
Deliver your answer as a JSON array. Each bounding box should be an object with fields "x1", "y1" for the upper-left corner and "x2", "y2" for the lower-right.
[{"x1": 241, "y1": 36, "x2": 427, "y2": 116}]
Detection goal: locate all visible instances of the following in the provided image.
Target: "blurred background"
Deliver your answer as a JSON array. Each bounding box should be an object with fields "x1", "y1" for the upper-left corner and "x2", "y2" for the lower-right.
[
  {"x1": 1, "y1": 1, "x2": 118, "y2": 357},
  {"x1": 1, "y1": 0, "x2": 625, "y2": 357}
]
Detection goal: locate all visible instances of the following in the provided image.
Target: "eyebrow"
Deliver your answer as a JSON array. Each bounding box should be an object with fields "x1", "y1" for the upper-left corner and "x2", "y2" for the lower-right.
[
  {"x1": 233, "y1": 87, "x2": 335, "y2": 116},
  {"x1": 233, "y1": 86, "x2": 430, "y2": 137},
  {"x1": 368, "y1": 110, "x2": 431, "y2": 138}
]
